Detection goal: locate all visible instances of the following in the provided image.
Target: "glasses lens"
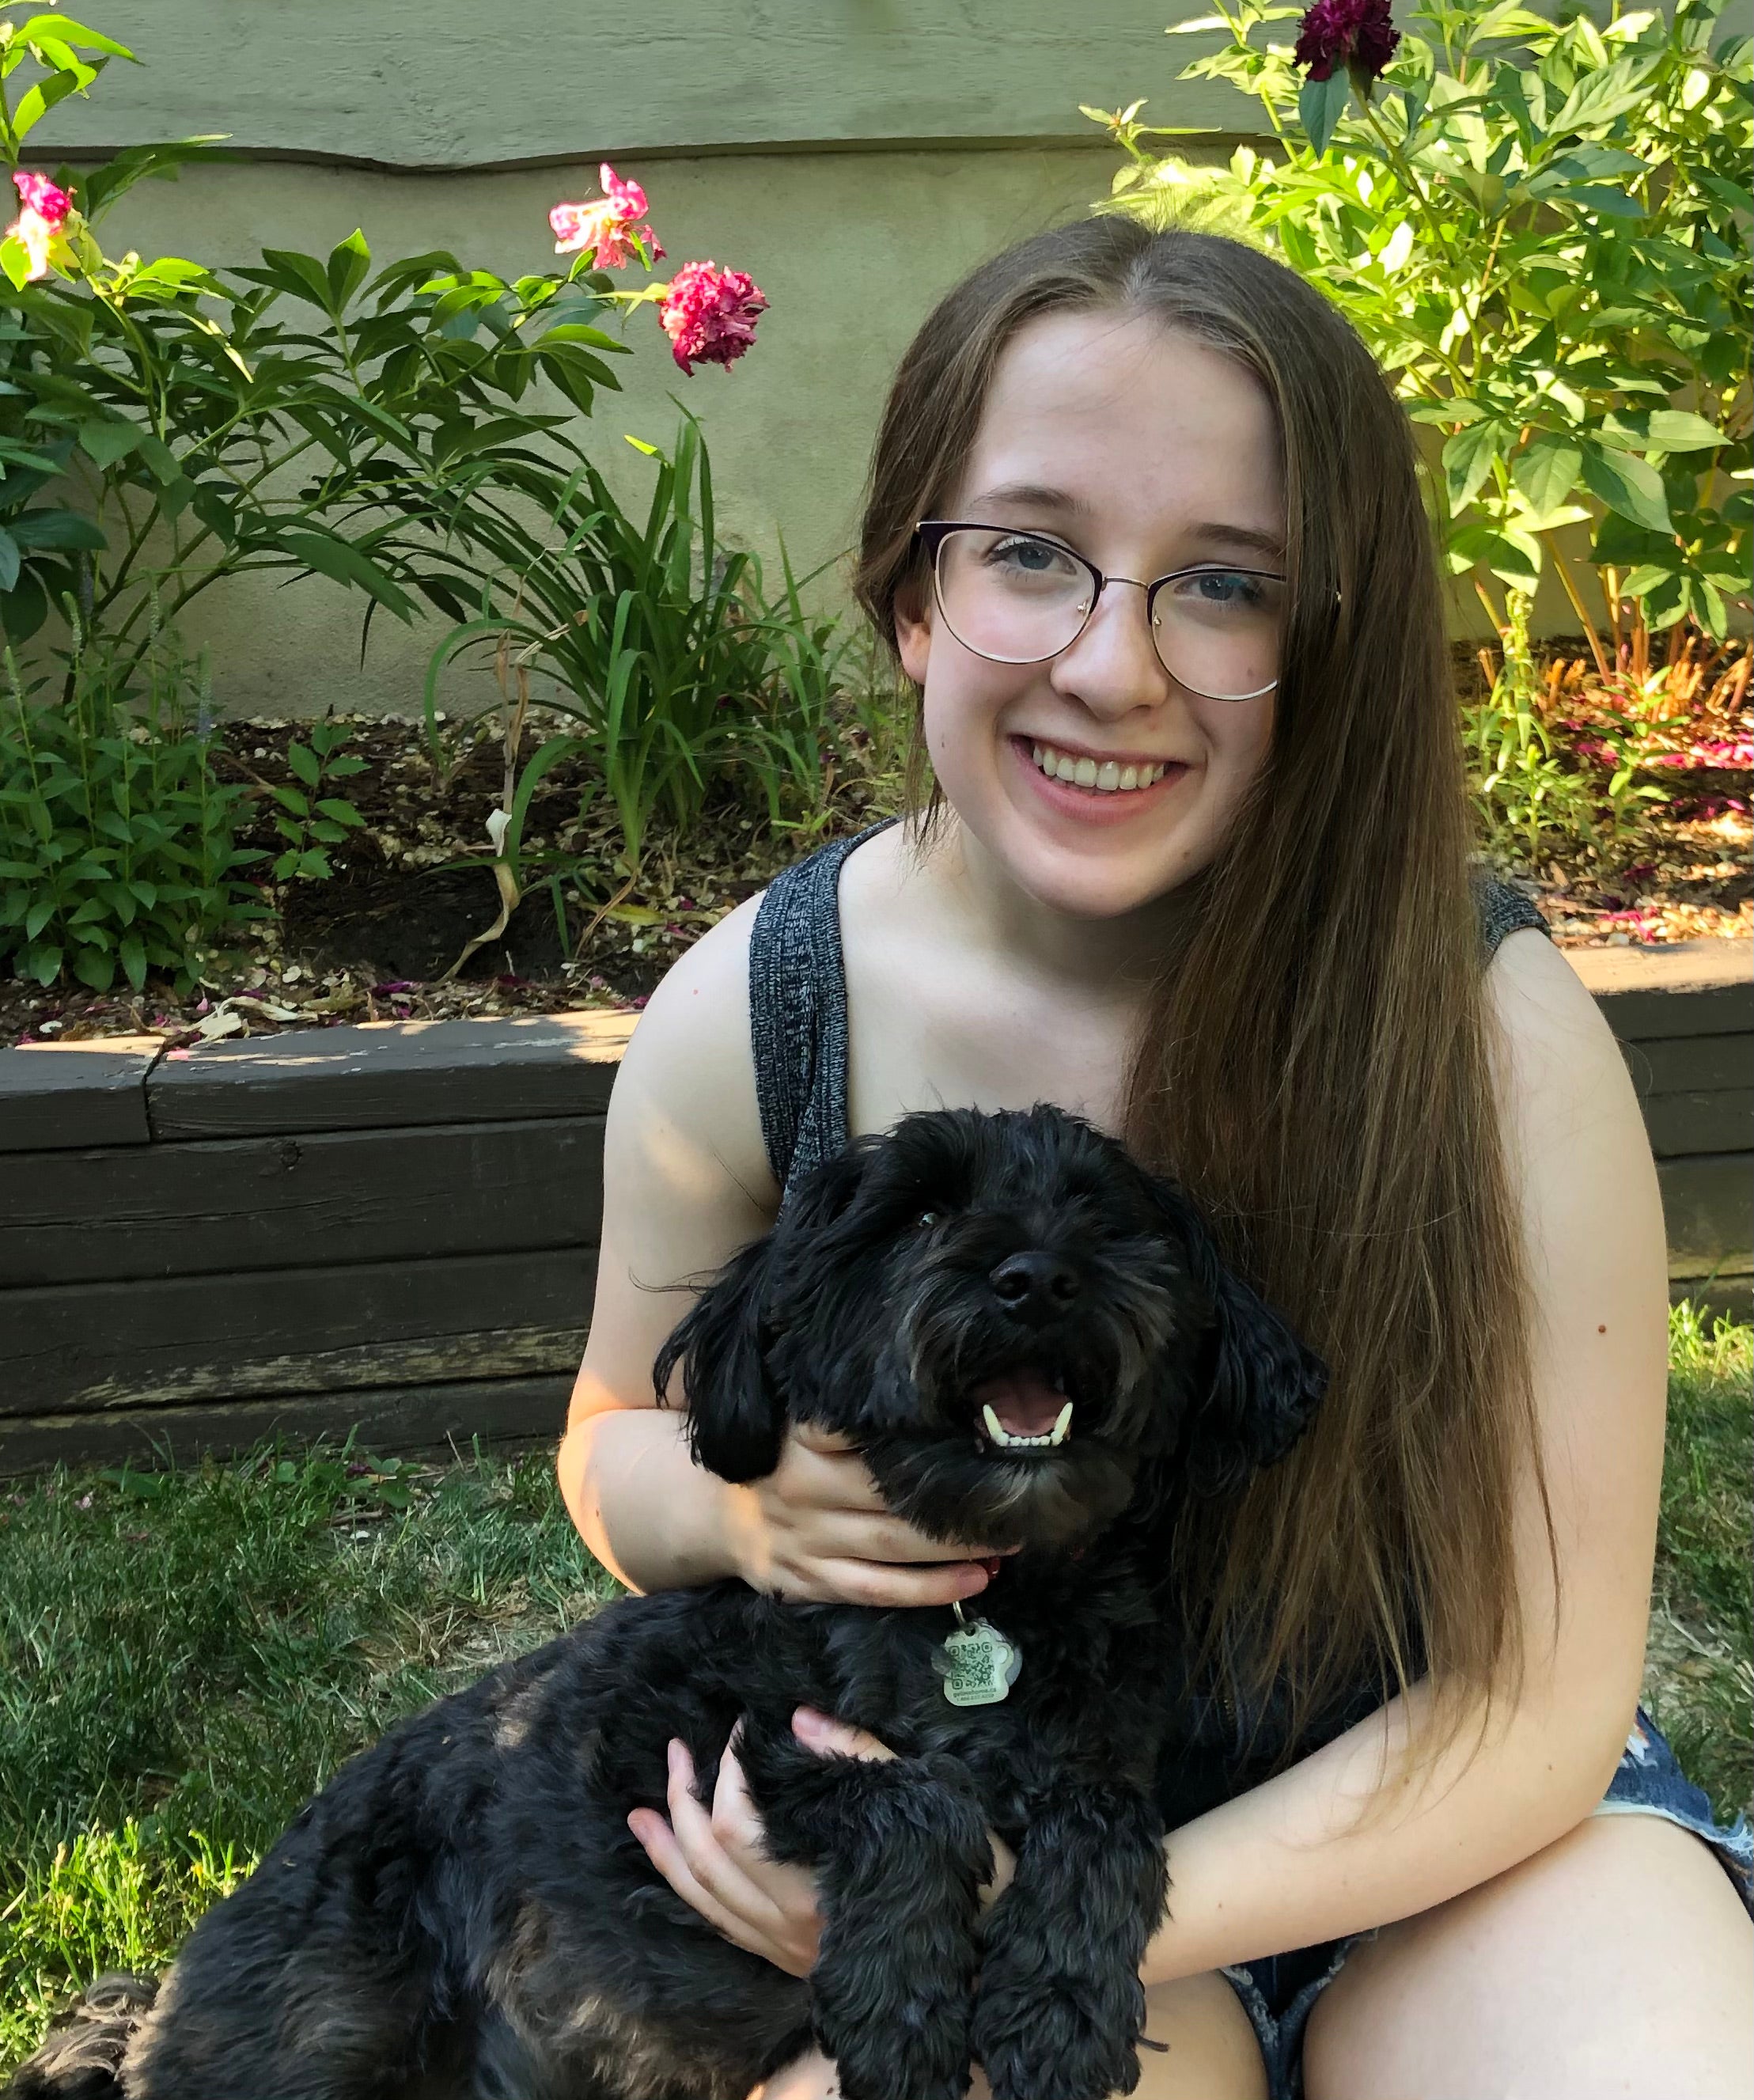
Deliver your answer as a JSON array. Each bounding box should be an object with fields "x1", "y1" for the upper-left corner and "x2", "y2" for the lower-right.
[
  {"x1": 933, "y1": 528, "x2": 1093, "y2": 665},
  {"x1": 1151, "y1": 570, "x2": 1284, "y2": 701}
]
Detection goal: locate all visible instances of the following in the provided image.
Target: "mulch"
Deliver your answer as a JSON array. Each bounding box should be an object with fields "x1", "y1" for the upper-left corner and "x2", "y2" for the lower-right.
[{"x1": 4, "y1": 679, "x2": 1748, "y2": 1050}]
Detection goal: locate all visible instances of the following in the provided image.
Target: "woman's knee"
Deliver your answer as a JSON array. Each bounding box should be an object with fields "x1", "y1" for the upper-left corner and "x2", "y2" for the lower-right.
[
  {"x1": 753, "y1": 1972, "x2": 1268, "y2": 2100},
  {"x1": 1304, "y1": 1814, "x2": 1754, "y2": 2100}
]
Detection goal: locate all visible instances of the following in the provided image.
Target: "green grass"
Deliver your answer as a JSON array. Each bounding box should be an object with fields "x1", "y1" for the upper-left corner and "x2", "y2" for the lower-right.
[
  {"x1": 0, "y1": 1440, "x2": 612, "y2": 2068},
  {"x1": 2, "y1": 1308, "x2": 1748, "y2": 2069},
  {"x1": 1642, "y1": 1302, "x2": 1753, "y2": 1825}
]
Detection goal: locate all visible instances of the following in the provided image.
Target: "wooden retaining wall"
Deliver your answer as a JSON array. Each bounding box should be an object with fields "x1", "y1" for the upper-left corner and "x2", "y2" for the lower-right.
[{"x1": 0, "y1": 942, "x2": 1747, "y2": 1473}]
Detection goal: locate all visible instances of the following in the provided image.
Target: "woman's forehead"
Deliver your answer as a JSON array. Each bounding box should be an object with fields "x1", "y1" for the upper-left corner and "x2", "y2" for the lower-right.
[{"x1": 957, "y1": 308, "x2": 1282, "y2": 527}]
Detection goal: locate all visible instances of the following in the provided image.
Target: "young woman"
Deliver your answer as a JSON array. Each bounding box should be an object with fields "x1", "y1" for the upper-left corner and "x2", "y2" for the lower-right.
[{"x1": 557, "y1": 220, "x2": 1753, "y2": 2100}]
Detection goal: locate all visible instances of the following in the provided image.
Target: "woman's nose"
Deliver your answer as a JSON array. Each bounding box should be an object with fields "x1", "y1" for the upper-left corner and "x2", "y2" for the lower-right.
[{"x1": 1048, "y1": 577, "x2": 1173, "y2": 715}]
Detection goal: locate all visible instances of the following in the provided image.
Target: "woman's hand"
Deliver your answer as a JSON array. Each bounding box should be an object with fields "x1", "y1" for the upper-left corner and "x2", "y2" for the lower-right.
[
  {"x1": 627, "y1": 1707, "x2": 1017, "y2": 1978},
  {"x1": 721, "y1": 1421, "x2": 1017, "y2": 1608}
]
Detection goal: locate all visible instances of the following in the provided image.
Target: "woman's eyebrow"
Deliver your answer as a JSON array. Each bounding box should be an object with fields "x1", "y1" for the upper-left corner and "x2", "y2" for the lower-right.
[
  {"x1": 963, "y1": 482, "x2": 1089, "y2": 515},
  {"x1": 963, "y1": 487, "x2": 1284, "y2": 563}
]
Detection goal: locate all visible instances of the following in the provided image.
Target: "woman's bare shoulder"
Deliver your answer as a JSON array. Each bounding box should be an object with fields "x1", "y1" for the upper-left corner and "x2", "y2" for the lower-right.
[{"x1": 610, "y1": 887, "x2": 781, "y2": 1216}]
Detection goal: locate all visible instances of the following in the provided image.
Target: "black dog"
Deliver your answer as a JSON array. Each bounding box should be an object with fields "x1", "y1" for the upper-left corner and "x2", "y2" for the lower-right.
[{"x1": 8, "y1": 1104, "x2": 1325, "y2": 2100}]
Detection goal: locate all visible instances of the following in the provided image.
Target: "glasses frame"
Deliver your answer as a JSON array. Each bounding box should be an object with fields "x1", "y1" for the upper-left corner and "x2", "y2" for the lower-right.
[{"x1": 913, "y1": 518, "x2": 1287, "y2": 703}]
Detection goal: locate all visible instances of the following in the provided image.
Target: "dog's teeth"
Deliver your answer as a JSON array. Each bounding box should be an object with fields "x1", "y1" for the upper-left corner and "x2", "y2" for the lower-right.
[{"x1": 980, "y1": 1401, "x2": 1071, "y2": 1451}]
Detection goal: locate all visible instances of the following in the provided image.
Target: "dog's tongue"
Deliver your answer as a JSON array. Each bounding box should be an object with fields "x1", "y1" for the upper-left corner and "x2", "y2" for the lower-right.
[{"x1": 971, "y1": 1368, "x2": 1063, "y2": 1438}]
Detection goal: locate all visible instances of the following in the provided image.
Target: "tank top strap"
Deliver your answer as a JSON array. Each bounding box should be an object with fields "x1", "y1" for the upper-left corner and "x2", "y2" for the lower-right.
[
  {"x1": 748, "y1": 814, "x2": 903, "y2": 1207},
  {"x1": 1471, "y1": 868, "x2": 1551, "y2": 957}
]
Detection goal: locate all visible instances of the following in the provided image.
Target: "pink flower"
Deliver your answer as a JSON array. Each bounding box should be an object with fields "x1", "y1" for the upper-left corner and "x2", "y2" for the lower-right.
[
  {"x1": 657, "y1": 260, "x2": 768, "y2": 374},
  {"x1": 549, "y1": 162, "x2": 664, "y2": 270},
  {"x1": 13, "y1": 170, "x2": 72, "y2": 224},
  {"x1": 1294, "y1": 0, "x2": 1400, "y2": 83},
  {"x1": 3, "y1": 206, "x2": 55, "y2": 280}
]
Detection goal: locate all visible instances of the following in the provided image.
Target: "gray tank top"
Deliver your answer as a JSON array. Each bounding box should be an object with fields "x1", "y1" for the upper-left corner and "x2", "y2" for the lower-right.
[{"x1": 748, "y1": 811, "x2": 1549, "y2": 1206}]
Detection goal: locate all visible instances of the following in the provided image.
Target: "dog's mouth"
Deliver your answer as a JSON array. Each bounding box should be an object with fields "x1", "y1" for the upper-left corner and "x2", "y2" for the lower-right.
[{"x1": 971, "y1": 1365, "x2": 1074, "y2": 1454}]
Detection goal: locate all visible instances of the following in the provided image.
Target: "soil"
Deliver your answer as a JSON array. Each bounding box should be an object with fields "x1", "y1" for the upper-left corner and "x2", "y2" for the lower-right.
[{"x1": 5, "y1": 650, "x2": 1748, "y2": 1049}]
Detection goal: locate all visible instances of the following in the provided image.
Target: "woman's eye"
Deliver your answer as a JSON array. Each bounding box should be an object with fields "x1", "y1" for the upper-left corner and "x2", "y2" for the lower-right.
[
  {"x1": 1171, "y1": 569, "x2": 1273, "y2": 613},
  {"x1": 985, "y1": 533, "x2": 1077, "y2": 579}
]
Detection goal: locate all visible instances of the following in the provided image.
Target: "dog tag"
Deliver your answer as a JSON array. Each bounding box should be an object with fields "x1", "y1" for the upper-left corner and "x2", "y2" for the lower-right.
[{"x1": 937, "y1": 1606, "x2": 1022, "y2": 1707}]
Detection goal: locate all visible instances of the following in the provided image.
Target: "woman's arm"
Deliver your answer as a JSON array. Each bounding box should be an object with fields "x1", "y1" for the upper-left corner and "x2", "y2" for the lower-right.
[
  {"x1": 632, "y1": 928, "x2": 1670, "y2": 1977},
  {"x1": 559, "y1": 893, "x2": 1014, "y2": 1608}
]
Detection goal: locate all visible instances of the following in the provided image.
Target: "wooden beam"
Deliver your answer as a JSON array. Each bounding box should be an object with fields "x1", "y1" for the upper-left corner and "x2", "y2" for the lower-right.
[
  {"x1": 147, "y1": 1011, "x2": 636, "y2": 1140},
  {"x1": 0, "y1": 1037, "x2": 162, "y2": 1153},
  {"x1": 0, "y1": 1116, "x2": 605, "y2": 1287},
  {"x1": 0, "y1": 1373, "x2": 575, "y2": 1476},
  {"x1": 2, "y1": 1249, "x2": 608, "y2": 1416}
]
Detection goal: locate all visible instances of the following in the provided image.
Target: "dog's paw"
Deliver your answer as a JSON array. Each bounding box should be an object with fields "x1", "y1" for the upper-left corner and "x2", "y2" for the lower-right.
[
  {"x1": 972, "y1": 1969, "x2": 1146, "y2": 2100},
  {"x1": 812, "y1": 1962, "x2": 973, "y2": 2100}
]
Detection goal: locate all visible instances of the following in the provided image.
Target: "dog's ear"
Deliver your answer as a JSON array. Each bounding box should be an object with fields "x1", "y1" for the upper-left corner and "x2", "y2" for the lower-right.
[
  {"x1": 650, "y1": 1144, "x2": 870, "y2": 1485},
  {"x1": 1153, "y1": 1181, "x2": 1329, "y2": 1495}
]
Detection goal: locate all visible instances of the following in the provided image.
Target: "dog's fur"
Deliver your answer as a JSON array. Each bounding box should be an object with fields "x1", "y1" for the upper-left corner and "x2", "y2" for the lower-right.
[{"x1": 6, "y1": 1104, "x2": 1326, "y2": 2100}]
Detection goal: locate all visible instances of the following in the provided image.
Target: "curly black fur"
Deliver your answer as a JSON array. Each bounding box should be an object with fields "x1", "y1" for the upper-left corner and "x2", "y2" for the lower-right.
[{"x1": 6, "y1": 1104, "x2": 1326, "y2": 2100}]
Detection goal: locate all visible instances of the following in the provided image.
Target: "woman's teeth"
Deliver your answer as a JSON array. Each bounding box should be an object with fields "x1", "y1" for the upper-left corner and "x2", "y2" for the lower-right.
[
  {"x1": 1031, "y1": 742, "x2": 1168, "y2": 794},
  {"x1": 980, "y1": 1401, "x2": 1074, "y2": 1450}
]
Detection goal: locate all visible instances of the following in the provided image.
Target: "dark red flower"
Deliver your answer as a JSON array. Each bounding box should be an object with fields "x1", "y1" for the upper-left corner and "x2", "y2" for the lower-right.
[
  {"x1": 657, "y1": 260, "x2": 767, "y2": 374},
  {"x1": 1294, "y1": 0, "x2": 1400, "y2": 83}
]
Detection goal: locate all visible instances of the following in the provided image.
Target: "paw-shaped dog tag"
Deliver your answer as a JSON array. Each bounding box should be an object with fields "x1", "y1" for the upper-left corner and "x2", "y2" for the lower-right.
[{"x1": 937, "y1": 1615, "x2": 1023, "y2": 1706}]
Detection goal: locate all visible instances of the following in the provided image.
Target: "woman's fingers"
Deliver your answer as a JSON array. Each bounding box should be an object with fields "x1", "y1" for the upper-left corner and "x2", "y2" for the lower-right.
[
  {"x1": 813, "y1": 1556, "x2": 996, "y2": 1609},
  {"x1": 792, "y1": 1707, "x2": 897, "y2": 1761},
  {"x1": 627, "y1": 1802, "x2": 771, "y2": 1957}
]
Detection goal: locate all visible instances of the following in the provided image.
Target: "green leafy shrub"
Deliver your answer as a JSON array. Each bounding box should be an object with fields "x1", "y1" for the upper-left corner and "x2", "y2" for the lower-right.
[
  {"x1": 0, "y1": 621, "x2": 265, "y2": 991},
  {"x1": 423, "y1": 415, "x2": 852, "y2": 881},
  {"x1": 1092, "y1": 0, "x2": 1752, "y2": 685}
]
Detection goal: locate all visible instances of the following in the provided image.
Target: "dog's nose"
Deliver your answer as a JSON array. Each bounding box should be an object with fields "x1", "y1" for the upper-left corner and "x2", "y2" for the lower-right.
[{"x1": 989, "y1": 1250, "x2": 1081, "y2": 1321}]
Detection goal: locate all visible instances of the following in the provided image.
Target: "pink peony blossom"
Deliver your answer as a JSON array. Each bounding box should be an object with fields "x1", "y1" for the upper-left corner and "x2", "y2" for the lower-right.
[
  {"x1": 1294, "y1": 0, "x2": 1400, "y2": 83},
  {"x1": 657, "y1": 260, "x2": 768, "y2": 374},
  {"x1": 549, "y1": 162, "x2": 664, "y2": 270},
  {"x1": 13, "y1": 169, "x2": 72, "y2": 223}
]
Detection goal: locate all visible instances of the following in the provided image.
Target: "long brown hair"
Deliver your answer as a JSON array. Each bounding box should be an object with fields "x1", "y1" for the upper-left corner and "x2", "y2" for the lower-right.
[{"x1": 855, "y1": 218, "x2": 1555, "y2": 1778}]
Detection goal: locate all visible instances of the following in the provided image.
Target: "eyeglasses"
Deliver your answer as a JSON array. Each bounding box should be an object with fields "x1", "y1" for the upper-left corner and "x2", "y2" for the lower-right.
[{"x1": 914, "y1": 520, "x2": 1286, "y2": 703}]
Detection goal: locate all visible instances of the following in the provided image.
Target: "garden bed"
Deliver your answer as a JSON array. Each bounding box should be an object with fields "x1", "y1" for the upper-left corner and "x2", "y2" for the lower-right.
[
  {"x1": 2, "y1": 635, "x2": 1749, "y2": 1052},
  {"x1": 1, "y1": 936, "x2": 1747, "y2": 1474}
]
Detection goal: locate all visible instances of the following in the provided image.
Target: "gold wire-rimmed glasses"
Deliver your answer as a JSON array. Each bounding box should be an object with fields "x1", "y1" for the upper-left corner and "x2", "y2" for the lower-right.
[{"x1": 914, "y1": 520, "x2": 1286, "y2": 703}]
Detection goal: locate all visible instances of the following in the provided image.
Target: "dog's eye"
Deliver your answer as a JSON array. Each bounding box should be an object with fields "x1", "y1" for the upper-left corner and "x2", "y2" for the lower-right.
[{"x1": 914, "y1": 1209, "x2": 939, "y2": 1230}]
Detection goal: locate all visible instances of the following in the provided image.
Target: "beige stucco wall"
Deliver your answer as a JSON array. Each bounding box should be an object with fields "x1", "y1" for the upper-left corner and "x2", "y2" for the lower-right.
[{"x1": 36, "y1": 3, "x2": 1593, "y2": 718}]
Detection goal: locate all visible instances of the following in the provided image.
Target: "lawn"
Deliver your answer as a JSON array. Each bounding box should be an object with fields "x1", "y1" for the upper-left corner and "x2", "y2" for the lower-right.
[{"x1": 1, "y1": 1305, "x2": 1748, "y2": 2069}]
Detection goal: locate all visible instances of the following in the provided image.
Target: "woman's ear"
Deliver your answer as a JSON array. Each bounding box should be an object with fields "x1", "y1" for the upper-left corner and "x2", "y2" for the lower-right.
[
  {"x1": 652, "y1": 1234, "x2": 785, "y2": 1484},
  {"x1": 1152, "y1": 1181, "x2": 1329, "y2": 1495},
  {"x1": 894, "y1": 589, "x2": 932, "y2": 690}
]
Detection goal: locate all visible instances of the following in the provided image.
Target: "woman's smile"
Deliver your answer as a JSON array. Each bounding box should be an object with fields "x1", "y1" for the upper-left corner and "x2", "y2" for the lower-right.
[{"x1": 1009, "y1": 733, "x2": 1191, "y2": 828}]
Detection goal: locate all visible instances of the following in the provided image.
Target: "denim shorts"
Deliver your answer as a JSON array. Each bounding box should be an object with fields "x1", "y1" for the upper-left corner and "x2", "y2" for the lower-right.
[{"x1": 1218, "y1": 1706, "x2": 1754, "y2": 2100}]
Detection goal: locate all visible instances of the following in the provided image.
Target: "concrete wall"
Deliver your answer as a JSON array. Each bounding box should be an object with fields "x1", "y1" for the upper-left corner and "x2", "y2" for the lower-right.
[{"x1": 36, "y1": 4, "x2": 1578, "y2": 718}]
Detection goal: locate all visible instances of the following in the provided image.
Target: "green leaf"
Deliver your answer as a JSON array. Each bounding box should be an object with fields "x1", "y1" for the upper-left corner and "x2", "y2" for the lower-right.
[
  {"x1": 326, "y1": 228, "x2": 371, "y2": 311},
  {"x1": 252, "y1": 247, "x2": 339, "y2": 313},
  {"x1": 25, "y1": 939, "x2": 62, "y2": 986},
  {"x1": 286, "y1": 740, "x2": 320, "y2": 788},
  {"x1": 118, "y1": 930, "x2": 146, "y2": 990},
  {"x1": 1442, "y1": 421, "x2": 1505, "y2": 514},
  {"x1": 1580, "y1": 444, "x2": 1673, "y2": 534},
  {"x1": 14, "y1": 15, "x2": 136, "y2": 59},
  {"x1": 1298, "y1": 69, "x2": 1351, "y2": 157},
  {"x1": 1510, "y1": 434, "x2": 1582, "y2": 516},
  {"x1": 272, "y1": 530, "x2": 416, "y2": 620},
  {"x1": 8, "y1": 509, "x2": 105, "y2": 552},
  {"x1": 314, "y1": 798, "x2": 363, "y2": 826},
  {"x1": 0, "y1": 528, "x2": 19, "y2": 593},
  {"x1": 1644, "y1": 410, "x2": 1726, "y2": 453},
  {"x1": 78, "y1": 419, "x2": 142, "y2": 469}
]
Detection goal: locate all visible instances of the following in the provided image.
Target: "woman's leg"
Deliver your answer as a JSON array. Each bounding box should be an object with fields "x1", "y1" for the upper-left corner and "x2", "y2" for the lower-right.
[
  {"x1": 752, "y1": 1971, "x2": 1269, "y2": 2100},
  {"x1": 1303, "y1": 1814, "x2": 1754, "y2": 2100}
]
